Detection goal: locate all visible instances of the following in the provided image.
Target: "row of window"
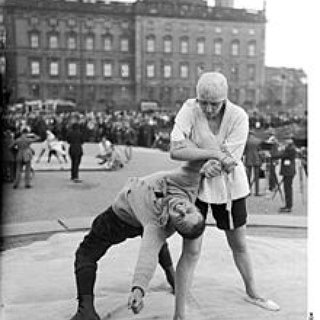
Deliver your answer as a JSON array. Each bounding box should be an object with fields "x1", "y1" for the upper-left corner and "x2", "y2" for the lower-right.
[
  {"x1": 29, "y1": 32, "x2": 257, "y2": 56},
  {"x1": 29, "y1": 15, "x2": 257, "y2": 36},
  {"x1": 30, "y1": 60, "x2": 129, "y2": 78},
  {"x1": 30, "y1": 59, "x2": 257, "y2": 81}
]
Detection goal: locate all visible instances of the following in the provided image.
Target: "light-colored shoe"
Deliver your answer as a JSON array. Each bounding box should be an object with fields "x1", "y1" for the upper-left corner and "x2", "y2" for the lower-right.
[{"x1": 244, "y1": 296, "x2": 280, "y2": 311}]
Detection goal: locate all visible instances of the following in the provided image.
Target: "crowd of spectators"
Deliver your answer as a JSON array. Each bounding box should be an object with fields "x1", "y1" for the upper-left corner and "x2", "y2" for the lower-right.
[
  {"x1": 1, "y1": 110, "x2": 176, "y2": 148},
  {"x1": 1, "y1": 108, "x2": 307, "y2": 149}
]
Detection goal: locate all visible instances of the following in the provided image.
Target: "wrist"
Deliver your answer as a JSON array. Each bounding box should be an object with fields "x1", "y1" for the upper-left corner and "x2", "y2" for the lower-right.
[{"x1": 131, "y1": 286, "x2": 145, "y2": 297}]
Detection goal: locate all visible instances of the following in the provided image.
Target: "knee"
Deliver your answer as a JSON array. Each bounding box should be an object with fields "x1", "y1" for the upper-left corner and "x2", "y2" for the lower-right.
[
  {"x1": 182, "y1": 245, "x2": 201, "y2": 263},
  {"x1": 229, "y1": 239, "x2": 247, "y2": 254},
  {"x1": 74, "y1": 247, "x2": 97, "y2": 273}
]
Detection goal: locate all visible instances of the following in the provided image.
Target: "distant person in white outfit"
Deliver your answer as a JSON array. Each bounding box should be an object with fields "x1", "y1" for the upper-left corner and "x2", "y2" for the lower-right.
[
  {"x1": 170, "y1": 72, "x2": 280, "y2": 317},
  {"x1": 36, "y1": 130, "x2": 67, "y2": 164}
]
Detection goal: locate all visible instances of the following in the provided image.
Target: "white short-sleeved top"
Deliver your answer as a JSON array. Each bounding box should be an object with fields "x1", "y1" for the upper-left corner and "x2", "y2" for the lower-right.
[{"x1": 171, "y1": 98, "x2": 250, "y2": 204}]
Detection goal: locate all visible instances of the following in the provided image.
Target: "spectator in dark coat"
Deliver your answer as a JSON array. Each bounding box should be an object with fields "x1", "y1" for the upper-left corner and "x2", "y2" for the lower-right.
[
  {"x1": 277, "y1": 137, "x2": 296, "y2": 212},
  {"x1": 244, "y1": 131, "x2": 262, "y2": 196},
  {"x1": 1, "y1": 130, "x2": 16, "y2": 182},
  {"x1": 66, "y1": 123, "x2": 84, "y2": 182}
]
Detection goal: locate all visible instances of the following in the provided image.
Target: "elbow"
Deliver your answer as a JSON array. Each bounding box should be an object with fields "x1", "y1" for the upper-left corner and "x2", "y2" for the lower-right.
[{"x1": 169, "y1": 147, "x2": 181, "y2": 161}]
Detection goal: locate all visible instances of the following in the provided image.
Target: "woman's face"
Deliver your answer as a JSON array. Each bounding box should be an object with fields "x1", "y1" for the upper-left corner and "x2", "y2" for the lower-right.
[{"x1": 197, "y1": 99, "x2": 224, "y2": 120}]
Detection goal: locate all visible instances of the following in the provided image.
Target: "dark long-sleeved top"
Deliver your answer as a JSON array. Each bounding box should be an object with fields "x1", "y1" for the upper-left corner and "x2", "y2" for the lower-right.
[{"x1": 66, "y1": 127, "x2": 84, "y2": 155}]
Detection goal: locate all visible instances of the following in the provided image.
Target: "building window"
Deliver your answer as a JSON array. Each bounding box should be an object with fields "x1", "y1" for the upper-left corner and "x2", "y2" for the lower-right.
[
  {"x1": 163, "y1": 36, "x2": 172, "y2": 53},
  {"x1": 103, "y1": 36, "x2": 112, "y2": 51},
  {"x1": 231, "y1": 40, "x2": 240, "y2": 56},
  {"x1": 247, "y1": 64, "x2": 256, "y2": 81},
  {"x1": 146, "y1": 36, "x2": 155, "y2": 53},
  {"x1": 68, "y1": 62, "x2": 77, "y2": 77},
  {"x1": 146, "y1": 63, "x2": 155, "y2": 78},
  {"x1": 30, "y1": 61, "x2": 40, "y2": 76},
  {"x1": 49, "y1": 34, "x2": 59, "y2": 49},
  {"x1": 230, "y1": 65, "x2": 239, "y2": 81},
  {"x1": 30, "y1": 17, "x2": 39, "y2": 25},
  {"x1": 163, "y1": 64, "x2": 172, "y2": 78},
  {"x1": 197, "y1": 38, "x2": 205, "y2": 55},
  {"x1": 215, "y1": 27, "x2": 222, "y2": 33},
  {"x1": 67, "y1": 35, "x2": 76, "y2": 50},
  {"x1": 48, "y1": 17, "x2": 58, "y2": 27},
  {"x1": 180, "y1": 63, "x2": 189, "y2": 79},
  {"x1": 85, "y1": 18, "x2": 94, "y2": 28},
  {"x1": 248, "y1": 40, "x2": 256, "y2": 56},
  {"x1": 103, "y1": 62, "x2": 112, "y2": 77},
  {"x1": 120, "y1": 63, "x2": 129, "y2": 78},
  {"x1": 180, "y1": 37, "x2": 189, "y2": 54},
  {"x1": 232, "y1": 28, "x2": 239, "y2": 35},
  {"x1": 67, "y1": 18, "x2": 76, "y2": 27},
  {"x1": 249, "y1": 29, "x2": 255, "y2": 35},
  {"x1": 120, "y1": 37, "x2": 129, "y2": 52},
  {"x1": 86, "y1": 62, "x2": 95, "y2": 77},
  {"x1": 49, "y1": 61, "x2": 59, "y2": 76},
  {"x1": 213, "y1": 39, "x2": 223, "y2": 55},
  {"x1": 85, "y1": 36, "x2": 94, "y2": 50},
  {"x1": 30, "y1": 33, "x2": 39, "y2": 48}
]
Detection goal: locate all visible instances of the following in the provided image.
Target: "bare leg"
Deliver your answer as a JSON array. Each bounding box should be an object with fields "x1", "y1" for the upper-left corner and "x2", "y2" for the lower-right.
[
  {"x1": 225, "y1": 226, "x2": 261, "y2": 299},
  {"x1": 174, "y1": 236, "x2": 203, "y2": 320}
]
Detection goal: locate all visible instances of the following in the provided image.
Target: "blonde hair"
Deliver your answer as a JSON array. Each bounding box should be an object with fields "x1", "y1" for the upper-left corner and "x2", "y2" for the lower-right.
[{"x1": 196, "y1": 72, "x2": 228, "y2": 102}]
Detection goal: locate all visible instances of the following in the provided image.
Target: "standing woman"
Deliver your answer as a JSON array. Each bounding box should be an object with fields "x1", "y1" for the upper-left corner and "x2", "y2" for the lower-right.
[
  {"x1": 170, "y1": 72, "x2": 279, "y2": 319},
  {"x1": 66, "y1": 122, "x2": 85, "y2": 183}
]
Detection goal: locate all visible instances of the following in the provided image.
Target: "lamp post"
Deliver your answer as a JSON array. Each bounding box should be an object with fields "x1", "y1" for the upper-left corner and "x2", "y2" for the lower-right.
[
  {"x1": 0, "y1": 27, "x2": 6, "y2": 111},
  {"x1": 300, "y1": 75, "x2": 308, "y2": 113}
]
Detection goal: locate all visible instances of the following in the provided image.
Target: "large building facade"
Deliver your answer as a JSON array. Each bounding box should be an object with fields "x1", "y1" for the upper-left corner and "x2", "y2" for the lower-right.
[{"x1": 2, "y1": 0, "x2": 266, "y2": 111}]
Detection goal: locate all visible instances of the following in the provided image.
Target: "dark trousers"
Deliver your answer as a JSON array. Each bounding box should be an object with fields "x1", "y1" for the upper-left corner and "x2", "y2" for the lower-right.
[
  {"x1": 268, "y1": 162, "x2": 277, "y2": 191},
  {"x1": 70, "y1": 153, "x2": 82, "y2": 179},
  {"x1": 283, "y1": 176, "x2": 294, "y2": 209},
  {"x1": 246, "y1": 165, "x2": 260, "y2": 195},
  {"x1": 74, "y1": 206, "x2": 173, "y2": 297},
  {"x1": 13, "y1": 160, "x2": 31, "y2": 187}
]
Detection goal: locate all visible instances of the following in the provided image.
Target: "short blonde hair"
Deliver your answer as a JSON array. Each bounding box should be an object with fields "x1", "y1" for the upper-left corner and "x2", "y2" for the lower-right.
[{"x1": 196, "y1": 72, "x2": 228, "y2": 102}]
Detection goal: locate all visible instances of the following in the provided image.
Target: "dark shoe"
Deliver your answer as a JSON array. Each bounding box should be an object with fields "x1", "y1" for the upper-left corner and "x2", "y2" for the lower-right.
[
  {"x1": 73, "y1": 178, "x2": 82, "y2": 183},
  {"x1": 279, "y1": 207, "x2": 292, "y2": 213},
  {"x1": 25, "y1": 185, "x2": 32, "y2": 189},
  {"x1": 70, "y1": 295, "x2": 101, "y2": 320}
]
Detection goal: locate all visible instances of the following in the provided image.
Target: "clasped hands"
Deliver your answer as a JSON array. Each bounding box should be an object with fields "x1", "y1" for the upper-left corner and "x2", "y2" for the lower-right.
[
  {"x1": 200, "y1": 156, "x2": 237, "y2": 178},
  {"x1": 128, "y1": 287, "x2": 144, "y2": 314}
]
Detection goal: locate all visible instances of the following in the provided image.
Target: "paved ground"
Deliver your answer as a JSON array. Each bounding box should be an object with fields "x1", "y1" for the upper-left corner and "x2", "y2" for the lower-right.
[
  {"x1": 2, "y1": 142, "x2": 308, "y2": 224},
  {"x1": 0, "y1": 143, "x2": 311, "y2": 320}
]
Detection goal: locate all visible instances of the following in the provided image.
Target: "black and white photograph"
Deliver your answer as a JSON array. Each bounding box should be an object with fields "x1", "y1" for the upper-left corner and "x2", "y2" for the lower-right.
[{"x1": 0, "y1": 0, "x2": 316, "y2": 319}]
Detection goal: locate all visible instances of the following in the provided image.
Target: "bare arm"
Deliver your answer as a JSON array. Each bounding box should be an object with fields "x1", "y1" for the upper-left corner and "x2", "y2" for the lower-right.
[
  {"x1": 128, "y1": 225, "x2": 166, "y2": 314},
  {"x1": 170, "y1": 139, "x2": 227, "y2": 162}
]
